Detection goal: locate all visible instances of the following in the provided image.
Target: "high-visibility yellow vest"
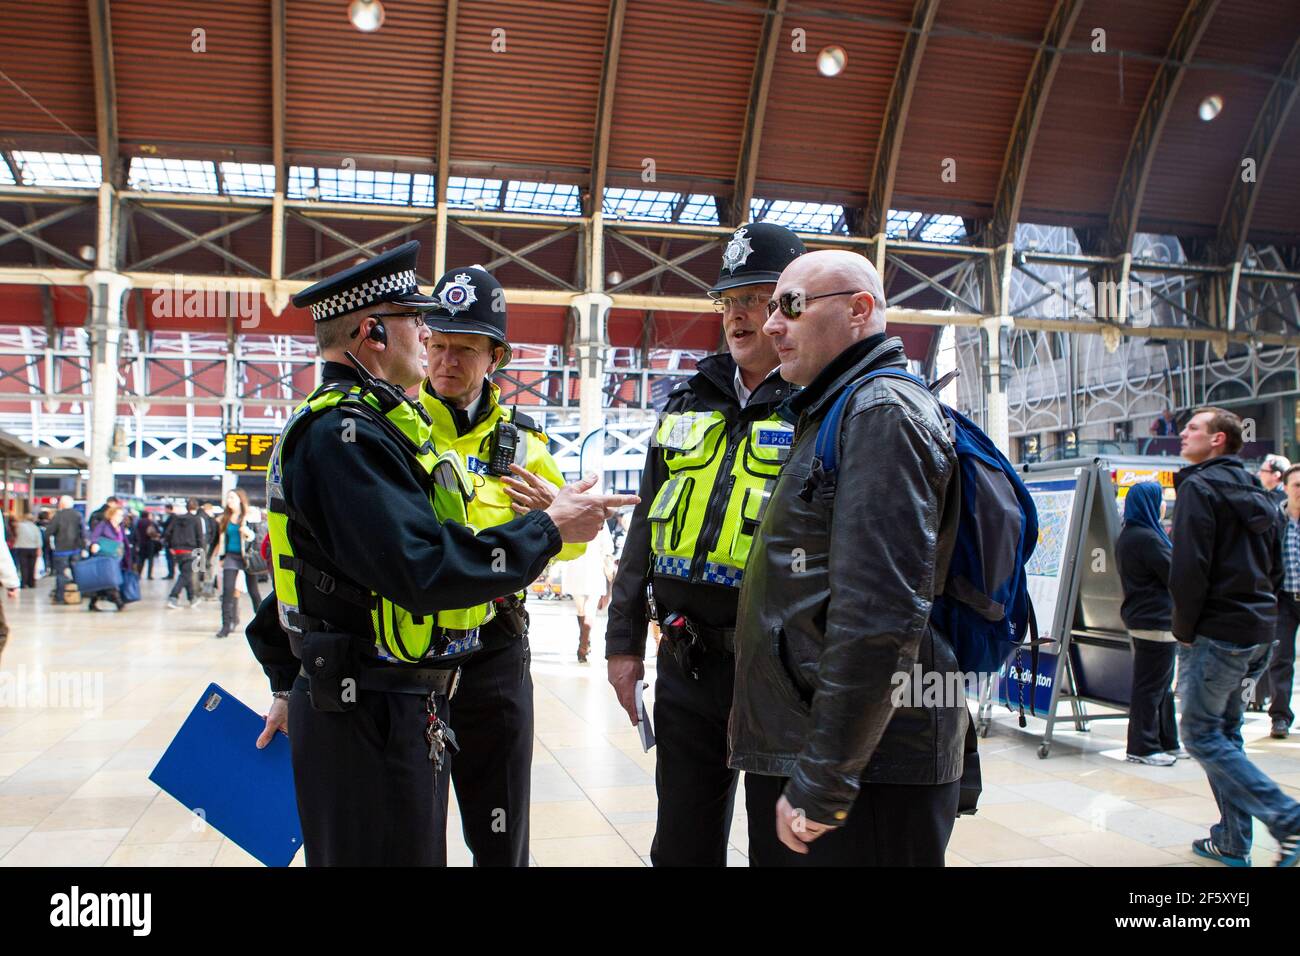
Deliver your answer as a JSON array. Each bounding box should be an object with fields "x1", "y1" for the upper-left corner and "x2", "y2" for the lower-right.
[
  {"x1": 646, "y1": 410, "x2": 793, "y2": 587},
  {"x1": 266, "y1": 381, "x2": 493, "y2": 663},
  {"x1": 420, "y1": 382, "x2": 586, "y2": 573}
]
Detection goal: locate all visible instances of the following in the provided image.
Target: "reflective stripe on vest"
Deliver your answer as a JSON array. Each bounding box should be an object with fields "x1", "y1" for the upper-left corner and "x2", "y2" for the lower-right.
[
  {"x1": 266, "y1": 381, "x2": 494, "y2": 662},
  {"x1": 646, "y1": 409, "x2": 793, "y2": 587}
]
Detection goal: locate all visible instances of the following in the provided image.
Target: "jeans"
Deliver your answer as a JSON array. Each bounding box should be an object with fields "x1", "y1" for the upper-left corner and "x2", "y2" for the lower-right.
[
  {"x1": 1268, "y1": 593, "x2": 1299, "y2": 726},
  {"x1": 50, "y1": 552, "x2": 77, "y2": 601},
  {"x1": 168, "y1": 554, "x2": 196, "y2": 602},
  {"x1": 1179, "y1": 635, "x2": 1300, "y2": 856}
]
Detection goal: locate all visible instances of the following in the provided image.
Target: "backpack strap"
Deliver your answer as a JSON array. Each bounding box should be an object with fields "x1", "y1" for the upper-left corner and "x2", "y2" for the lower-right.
[{"x1": 810, "y1": 367, "x2": 929, "y2": 486}]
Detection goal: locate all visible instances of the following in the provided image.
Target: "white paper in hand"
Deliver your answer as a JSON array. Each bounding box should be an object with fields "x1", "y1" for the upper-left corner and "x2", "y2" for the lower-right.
[{"x1": 635, "y1": 679, "x2": 655, "y2": 752}]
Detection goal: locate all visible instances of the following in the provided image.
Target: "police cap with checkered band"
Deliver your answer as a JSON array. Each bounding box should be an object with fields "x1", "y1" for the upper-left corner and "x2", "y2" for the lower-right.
[
  {"x1": 423, "y1": 265, "x2": 512, "y2": 371},
  {"x1": 291, "y1": 240, "x2": 438, "y2": 321},
  {"x1": 709, "y1": 221, "x2": 807, "y2": 295}
]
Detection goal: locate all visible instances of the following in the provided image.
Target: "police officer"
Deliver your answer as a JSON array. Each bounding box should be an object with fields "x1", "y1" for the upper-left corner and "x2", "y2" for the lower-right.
[
  {"x1": 417, "y1": 264, "x2": 586, "y2": 867},
  {"x1": 606, "y1": 222, "x2": 805, "y2": 866},
  {"x1": 245, "y1": 241, "x2": 636, "y2": 866}
]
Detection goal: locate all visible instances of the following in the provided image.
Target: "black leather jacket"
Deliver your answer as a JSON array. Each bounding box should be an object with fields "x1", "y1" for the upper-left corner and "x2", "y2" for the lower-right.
[{"x1": 727, "y1": 336, "x2": 967, "y2": 825}]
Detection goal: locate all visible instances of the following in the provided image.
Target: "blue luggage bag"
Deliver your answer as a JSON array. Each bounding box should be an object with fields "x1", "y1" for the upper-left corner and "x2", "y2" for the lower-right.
[{"x1": 73, "y1": 555, "x2": 124, "y2": 594}]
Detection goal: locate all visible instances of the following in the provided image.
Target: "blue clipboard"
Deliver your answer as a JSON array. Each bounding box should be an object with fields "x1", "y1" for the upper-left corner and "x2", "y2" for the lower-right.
[{"x1": 149, "y1": 682, "x2": 303, "y2": 867}]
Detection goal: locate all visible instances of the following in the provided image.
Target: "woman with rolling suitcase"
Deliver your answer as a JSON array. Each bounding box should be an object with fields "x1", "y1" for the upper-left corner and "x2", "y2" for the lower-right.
[{"x1": 86, "y1": 505, "x2": 131, "y2": 612}]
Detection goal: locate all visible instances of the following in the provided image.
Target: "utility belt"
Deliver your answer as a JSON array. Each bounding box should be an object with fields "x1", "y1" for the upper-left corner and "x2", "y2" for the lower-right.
[
  {"x1": 486, "y1": 592, "x2": 529, "y2": 641},
  {"x1": 650, "y1": 583, "x2": 734, "y2": 680},
  {"x1": 291, "y1": 624, "x2": 462, "y2": 700},
  {"x1": 292, "y1": 628, "x2": 461, "y2": 769}
]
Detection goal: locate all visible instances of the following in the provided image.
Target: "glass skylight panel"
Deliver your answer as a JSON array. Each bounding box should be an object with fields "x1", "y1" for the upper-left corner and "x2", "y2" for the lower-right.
[
  {"x1": 128, "y1": 158, "x2": 218, "y2": 193},
  {"x1": 603, "y1": 188, "x2": 677, "y2": 221},
  {"x1": 446, "y1": 177, "x2": 504, "y2": 209},
  {"x1": 504, "y1": 181, "x2": 581, "y2": 215},
  {"x1": 677, "y1": 194, "x2": 720, "y2": 225},
  {"x1": 602, "y1": 189, "x2": 720, "y2": 223},
  {"x1": 918, "y1": 214, "x2": 966, "y2": 243},
  {"x1": 886, "y1": 209, "x2": 924, "y2": 238},
  {"x1": 289, "y1": 166, "x2": 416, "y2": 205},
  {"x1": 0, "y1": 161, "x2": 13, "y2": 185},
  {"x1": 410, "y1": 173, "x2": 436, "y2": 206},
  {"x1": 11, "y1": 151, "x2": 101, "y2": 188},
  {"x1": 220, "y1": 162, "x2": 275, "y2": 197},
  {"x1": 751, "y1": 199, "x2": 845, "y2": 234}
]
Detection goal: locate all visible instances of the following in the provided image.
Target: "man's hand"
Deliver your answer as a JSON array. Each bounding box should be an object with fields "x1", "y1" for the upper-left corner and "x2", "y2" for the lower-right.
[
  {"x1": 775, "y1": 793, "x2": 837, "y2": 854},
  {"x1": 502, "y1": 464, "x2": 559, "y2": 515},
  {"x1": 607, "y1": 654, "x2": 645, "y2": 725},
  {"x1": 543, "y1": 474, "x2": 639, "y2": 543},
  {"x1": 256, "y1": 697, "x2": 289, "y2": 749}
]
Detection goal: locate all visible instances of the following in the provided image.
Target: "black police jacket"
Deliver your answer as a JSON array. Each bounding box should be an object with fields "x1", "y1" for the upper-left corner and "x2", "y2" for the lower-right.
[
  {"x1": 1170, "y1": 455, "x2": 1283, "y2": 645},
  {"x1": 605, "y1": 351, "x2": 796, "y2": 657},
  {"x1": 1116, "y1": 523, "x2": 1173, "y2": 632},
  {"x1": 727, "y1": 335, "x2": 967, "y2": 825},
  {"x1": 245, "y1": 361, "x2": 562, "y2": 692}
]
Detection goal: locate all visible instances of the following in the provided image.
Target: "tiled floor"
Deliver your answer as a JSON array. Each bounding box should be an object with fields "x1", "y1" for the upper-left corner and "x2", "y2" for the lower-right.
[{"x1": 1, "y1": 575, "x2": 1297, "y2": 867}]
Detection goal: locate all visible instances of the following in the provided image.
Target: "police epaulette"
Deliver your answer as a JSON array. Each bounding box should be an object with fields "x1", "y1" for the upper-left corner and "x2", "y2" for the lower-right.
[{"x1": 509, "y1": 407, "x2": 544, "y2": 435}]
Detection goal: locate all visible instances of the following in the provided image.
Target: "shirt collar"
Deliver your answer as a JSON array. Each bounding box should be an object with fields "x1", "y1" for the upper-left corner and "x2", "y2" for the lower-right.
[{"x1": 733, "y1": 364, "x2": 780, "y2": 409}]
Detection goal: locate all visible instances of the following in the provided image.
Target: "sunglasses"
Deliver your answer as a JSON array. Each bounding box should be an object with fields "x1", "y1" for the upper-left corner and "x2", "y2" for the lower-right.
[{"x1": 766, "y1": 290, "x2": 860, "y2": 319}]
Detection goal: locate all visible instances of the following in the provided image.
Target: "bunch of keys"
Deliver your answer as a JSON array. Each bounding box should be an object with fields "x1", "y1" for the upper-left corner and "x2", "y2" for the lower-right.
[{"x1": 424, "y1": 693, "x2": 460, "y2": 770}]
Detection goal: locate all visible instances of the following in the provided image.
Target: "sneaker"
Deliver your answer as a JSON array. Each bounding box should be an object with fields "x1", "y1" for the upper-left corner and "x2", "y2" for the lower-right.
[
  {"x1": 1278, "y1": 833, "x2": 1300, "y2": 867},
  {"x1": 1193, "y1": 838, "x2": 1250, "y2": 867},
  {"x1": 1271, "y1": 719, "x2": 1290, "y2": 739},
  {"x1": 1127, "y1": 751, "x2": 1177, "y2": 766},
  {"x1": 190, "y1": 598, "x2": 202, "y2": 608},
  {"x1": 1165, "y1": 747, "x2": 1191, "y2": 760},
  {"x1": 166, "y1": 599, "x2": 179, "y2": 609}
]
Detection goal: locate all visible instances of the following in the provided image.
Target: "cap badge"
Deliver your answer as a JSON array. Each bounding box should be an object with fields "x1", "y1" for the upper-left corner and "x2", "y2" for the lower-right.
[
  {"x1": 440, "y1": 273, "x2": 478, "y2": 314},
  {"x1": 722, "y1": 227, "x2": 754, "y2": 274}
]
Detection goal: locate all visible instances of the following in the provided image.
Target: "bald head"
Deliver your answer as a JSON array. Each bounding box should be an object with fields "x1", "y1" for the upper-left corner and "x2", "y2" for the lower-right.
[{"x1": 763, "y1": 250, "x2": 888, "y2": 386}]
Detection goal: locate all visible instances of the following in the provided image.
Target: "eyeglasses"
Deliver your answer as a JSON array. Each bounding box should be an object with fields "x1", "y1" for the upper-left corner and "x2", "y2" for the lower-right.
[
  {"x1": 350, "y1": 310, "x2": 427, "y2": 339},
  {"x1": 766, "y1": 290, "x2": 861, "y2": 319},
  {"x1": 712, "y1": 292, "x2": 769, "y2": 314}
]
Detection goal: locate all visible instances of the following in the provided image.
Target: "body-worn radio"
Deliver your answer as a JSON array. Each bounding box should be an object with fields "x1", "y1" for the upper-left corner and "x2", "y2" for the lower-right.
[{"x1": 487, "y1": 420, "x2": 519, "y2": 476}]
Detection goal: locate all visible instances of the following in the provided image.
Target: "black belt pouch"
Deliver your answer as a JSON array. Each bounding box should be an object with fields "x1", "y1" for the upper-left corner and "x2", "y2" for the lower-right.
[{"x1": 301, "y1": 631, "x2": 358, "y2": 713}]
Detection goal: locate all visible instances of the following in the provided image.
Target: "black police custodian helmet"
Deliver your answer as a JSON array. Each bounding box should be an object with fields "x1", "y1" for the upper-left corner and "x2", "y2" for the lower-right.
[
  {"x1": 709, "y1": 221, "x2": 807, "y2": 295},
  {"x1": 291, "y1": 240, "x2": 438, "y2": 321},
  {"x1": 424, "y1": 265, "x2": 512, "y2": 371}
]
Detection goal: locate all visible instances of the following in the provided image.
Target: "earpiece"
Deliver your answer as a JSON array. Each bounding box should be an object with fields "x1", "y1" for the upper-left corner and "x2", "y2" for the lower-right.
[{"x1": 368, "y1": 322, "x2": 387, "y2": 345}]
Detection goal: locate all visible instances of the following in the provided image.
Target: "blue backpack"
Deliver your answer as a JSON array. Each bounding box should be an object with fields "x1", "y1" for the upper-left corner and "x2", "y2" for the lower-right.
[{"x1": 810, "y1": 367, "x2": 1045, "y2": 720}]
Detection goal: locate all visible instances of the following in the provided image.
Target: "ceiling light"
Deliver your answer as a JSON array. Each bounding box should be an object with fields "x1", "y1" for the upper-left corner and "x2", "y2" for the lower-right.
[
  {"x1": 606, "y1": 271, "x2": 623, "y2": 286},
  {"x1": 78, "y1": 245, "x2": 96, "y2": 261},
  {"x1": 817, "y1": 46, "x2": 847, "y2": 77},
  {"x1": 1198, "y1": 94, "x2": 1223, "y2": 121},
  {"x1": 348, "y1": 0, "x2": 384, "y2": 32}
]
